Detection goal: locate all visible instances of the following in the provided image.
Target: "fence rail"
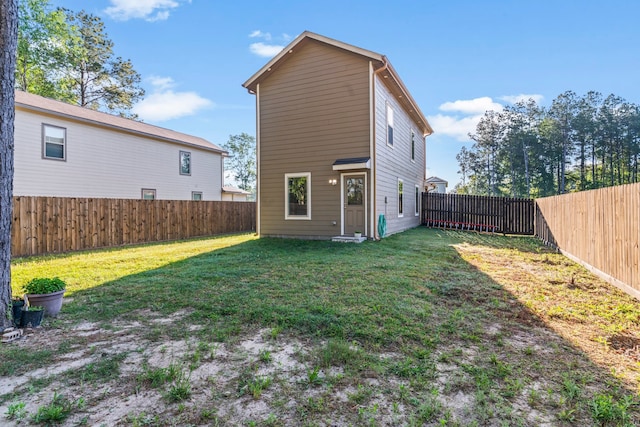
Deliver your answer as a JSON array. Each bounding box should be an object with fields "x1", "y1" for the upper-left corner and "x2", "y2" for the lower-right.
[
  {"x1": 535, "y1": 183, "x2": 640, "y2": 297},
  {"x1": 422, "y1": 193, "x2": 534, "y2": 235},
  {"x1": 12, "y1": 197, "x2": 256, "y2": 257}
]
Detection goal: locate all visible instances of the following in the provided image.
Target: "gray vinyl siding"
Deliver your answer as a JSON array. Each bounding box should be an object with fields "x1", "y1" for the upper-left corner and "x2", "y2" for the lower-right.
[
  {"x1": 14, "y1": 108, "x2": 223, "y2": 200},
  {"x1": 258, "y1": 39, "x2": 371, "y2": 238},
  {"x1": 374, "y1": 75, "x2": 425, "y2": 236}
]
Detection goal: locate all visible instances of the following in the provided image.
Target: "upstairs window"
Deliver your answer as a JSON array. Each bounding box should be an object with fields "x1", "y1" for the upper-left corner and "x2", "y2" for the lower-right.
[
  {"x1": 285, "y1": 173, "x2": 311, "y2": 219},
  {"x1": 411, "y1": 130, "x2": 415, "y2": 161},
  {"x1": 180, "y1": 151, "x2": 191, "y2": 175},
  {"x1": 43, "y1": 124, "x2": 66, "y2": 160},
  {"x1": 386, "y1": 103, "x2": 394, "y2": 147}
]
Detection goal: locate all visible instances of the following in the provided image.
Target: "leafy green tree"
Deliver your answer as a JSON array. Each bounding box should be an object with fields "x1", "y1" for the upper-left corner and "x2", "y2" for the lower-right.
[
  {"x1": 223, "y1": 133, "x2": 257, "y2": 194},
  {"x1": 64, "y1": 10, "x2": 144, "y2": 117},
  {"x1": 457, "y1": 90, "x2": 640, "y2": 197},
  {"x1": 16, "y1": 0, "x2": 76, "y2": 101},
  {"x1": 1, "y1": 0, "x2": 18, "y2": 330},
  {"x1": 456, "y1": 146, "x2": 471, "y2": 187},
  {"x1": 549, "y1": 91, "x2": 578, "y2": 194},
  {"x1": 468, "y1": 110, "x2": 505, "y2": 195},
  {"x1": 16, "y1": 2, "x2": 144, "y2": 117},
  {"x1": 574, "y1": 91, "x2": 602, "y2": 190}
]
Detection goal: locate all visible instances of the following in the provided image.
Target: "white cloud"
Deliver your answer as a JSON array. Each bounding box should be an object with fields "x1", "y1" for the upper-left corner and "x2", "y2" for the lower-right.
[
  {"x1": 133, "y1": 76, "x2": 212, "y2": 121},
  {"x1": 249, "y1": 30, "x2": 271, "y2": 41},
  {"x1": 249, "y1": 42, "x2": 285, "y2": 58},
  {"x1": 134, "y1": 91, "x2": 212, "y2": 121},
  {"x1": 248, "y1": 31, "x2": 291, "y2": 57},
  {"x1": 500, "y1": 93, "x2": 545, "y2": 104},
  {"x1": 104, "y1": 0, "x2": 188, "y2": 22},
  {"x1": 427, "y1": 113, "x2": 484, "y2": 142},
  {"x1": 439, "y1": 97, "x2": 503, "y2": 115},
  {"x1": 430, "y1": 94, "x2": 543, "y2": 141},
  {"x1": 147, "y1": 75, "x2": 175, "y2": 91},
  {"x1": 429, "y1": 97, "x2": 503, "y2": 141}
]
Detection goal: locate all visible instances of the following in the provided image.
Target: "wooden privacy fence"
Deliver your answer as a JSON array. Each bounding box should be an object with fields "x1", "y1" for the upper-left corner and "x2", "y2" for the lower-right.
[
  {"x1": 12, "y1": 197, "x2": 256, "y2": 257},
  {"x1": 535, "y1": 183, "x2": 640, "y2": 297},
  {"x1": 422, "y1": 192, "x2": 535, "y2": 235}
]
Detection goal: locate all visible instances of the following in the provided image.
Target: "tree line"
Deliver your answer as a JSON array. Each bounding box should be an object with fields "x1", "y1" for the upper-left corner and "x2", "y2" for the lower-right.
[
  {"x1": 455, "y1": 91, "x2": 640, "y2": 197},
  {"x1": 17, "y1": 0, "x2": 144, "y2": 117}
]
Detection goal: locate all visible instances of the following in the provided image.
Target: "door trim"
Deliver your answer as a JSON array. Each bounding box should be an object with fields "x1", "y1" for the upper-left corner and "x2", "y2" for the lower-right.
[{"x1": 340, "y1": 172, "x2": 367, "y2": 236}]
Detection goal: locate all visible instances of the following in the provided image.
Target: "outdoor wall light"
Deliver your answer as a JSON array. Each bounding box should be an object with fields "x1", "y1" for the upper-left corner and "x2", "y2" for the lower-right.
[{"x1": 329, "y1": 179, "x2": 337, "y2": 186}]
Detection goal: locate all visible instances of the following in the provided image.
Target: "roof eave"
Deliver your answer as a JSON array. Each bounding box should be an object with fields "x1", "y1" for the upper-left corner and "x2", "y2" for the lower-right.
[
  {"x1": 15, "y1": 102, "x2": 227, "y2": 155},
  {"x1": 243, "y1": 31, "x2": 385, "y2": 93},
  {"x1": 381, "y1": 61, "x2": 433, "y2": 137}
]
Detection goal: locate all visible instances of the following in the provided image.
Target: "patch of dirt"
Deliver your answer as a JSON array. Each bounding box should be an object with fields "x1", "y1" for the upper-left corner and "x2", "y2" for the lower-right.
[{"x1": 609, "y1": 333, "x2": 640, "y2": 362}]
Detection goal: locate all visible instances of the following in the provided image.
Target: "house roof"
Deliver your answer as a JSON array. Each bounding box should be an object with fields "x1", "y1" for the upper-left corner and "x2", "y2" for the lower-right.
[
  {"x1": 14, "y1": 90, "x2": 226, "y2": 154},
  {"x1": 242, "y1": 31, "x2": 433, "y2": 137},
  {"x1": 222, "y1": 186, "x2": 251, "y2": 195},
  {"x1": 426, "y1": 176, "x2": 448, "y2": 185},
  {"x1": 332, "y1": 157, "x2": 371, "y2": 170}
]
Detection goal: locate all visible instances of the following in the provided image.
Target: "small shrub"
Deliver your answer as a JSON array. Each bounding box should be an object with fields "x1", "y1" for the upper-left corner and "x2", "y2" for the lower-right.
[
  {"x1": 165, "y1": 370, "x2": 192, "y2": 402},
  {"x1": 24, "y1": 277, "x2": 66, "y2": 295},
  {"x1": 5, "y1": 402, "x2": 26, "y2": 421},
  {"x1": 32, "y1": 392, "x2": 74, "y2": 424},
  {"x1": 590, "y1": 393, "x2": 634, "y2": 425}
]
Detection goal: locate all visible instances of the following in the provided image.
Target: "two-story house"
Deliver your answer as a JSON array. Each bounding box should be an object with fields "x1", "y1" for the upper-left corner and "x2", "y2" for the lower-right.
[
  {"x1": 243, "y1": 31, "x2": 432, "y2": 239},
  {"x1": 14, "y1": 91, "x2": 227, "y2": 201}
]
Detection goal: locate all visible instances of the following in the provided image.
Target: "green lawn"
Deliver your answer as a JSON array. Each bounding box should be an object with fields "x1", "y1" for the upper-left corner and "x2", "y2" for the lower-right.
[{"x1": 2, "y1": 228, "x2": 639, "y2": 426}]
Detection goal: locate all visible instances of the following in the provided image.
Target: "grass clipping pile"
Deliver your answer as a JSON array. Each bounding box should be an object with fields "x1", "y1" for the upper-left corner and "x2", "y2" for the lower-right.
[{"x1": 1, "y1": 229, "x2": 639, "y2": 426}]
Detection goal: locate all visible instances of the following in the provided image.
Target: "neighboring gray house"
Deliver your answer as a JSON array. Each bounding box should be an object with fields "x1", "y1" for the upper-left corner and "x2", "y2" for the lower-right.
[
  {"x1": 243, "y1": 31, "x2": 433, "y2": 239},
  {"x1": 222, "y1": 185, "x2": 251, "y2": 201},
  {"x1": 14, "y1": 91, "x2": 227, "y2": 200},
  {"x1": 426, "y1": 176, "x2": 448, "y2": 194}
]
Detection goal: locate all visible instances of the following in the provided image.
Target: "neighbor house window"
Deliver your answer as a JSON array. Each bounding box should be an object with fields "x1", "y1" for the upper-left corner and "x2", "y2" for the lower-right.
[
  {"x1": 192, "y1": 191, "x2": 202, "y2": 201},
  {"x1": 42, "y1": 124, "x2": 66, "y2": 160},
  {"x1": 285, "y1": 173, "x2": 311, "y2": 219},
  {"x1": 142, "y1": 189, "x2": 156, "y2": 200},
  {"x1": 180, "y1": 151, "x2": 191, "y2": 175},
  {"x1": 411, "y1": 130, "x2": 415, "y2": 161},
  {"x1": 398, "y1": 179, "x2": 404, "y2": 217},
  {"x1": 415, "y1": 185, "x2": 420, "y2": 216},
  {"x1": 386, "y1": 103, "x2": 394, "y2": 147}
]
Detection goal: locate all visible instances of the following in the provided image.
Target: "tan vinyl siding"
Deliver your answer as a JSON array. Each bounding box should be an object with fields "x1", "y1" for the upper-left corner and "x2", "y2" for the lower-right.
[
  {"x1": 258, "y1": 39, "x2": 371, "y2": 238},
  {"x1": 374, "y1": 75, "x2": 425, "y2": 235},
  {"x1": 15, "y1": 108, "x2": 223, "y2": 200}
]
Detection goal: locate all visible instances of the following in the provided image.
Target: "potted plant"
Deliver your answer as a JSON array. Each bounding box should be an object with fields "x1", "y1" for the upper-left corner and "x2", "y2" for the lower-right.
[
  {"x1": 12, "y1": 298, "x2": 25, "y2": 327},
  {"x1": 20, "y1": 305, "x2": 44, "y2": 328},
  {"x1": 23, "y1": 277, "x2": 67, "y2": 317},
  {"x1": 354, "y1": 231, "x2": 362, "y2": 239}
]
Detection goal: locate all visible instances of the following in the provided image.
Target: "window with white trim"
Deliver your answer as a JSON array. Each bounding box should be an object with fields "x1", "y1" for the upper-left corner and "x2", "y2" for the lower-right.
[
  {"x1": 415, "y1": 185, "x2": 420, "y2": 216},
  {"x1": 180, "y1": 151, "x2": 191, "y2": 175},
  {"x1": 411, "y1": 130, "x2": 415, "y2": 161},
  {"x1": 386, "y1": 103, "x2": 394, "y2": 147},
  {"x1": 192, "y1": 191, "x2": 202, "y2": 201},
  {"x1": 285, "y1": 173, "x2": 311, "y2": 219},
  {"x1": 43, "y1": 124, "x2": 66, "y2": 160},
  {"x1": 398, "y1": 179, "x2": 404, "y2": 217},
  {"x1": 142, "y1": 189, "x2": 156, "y2": 200}
]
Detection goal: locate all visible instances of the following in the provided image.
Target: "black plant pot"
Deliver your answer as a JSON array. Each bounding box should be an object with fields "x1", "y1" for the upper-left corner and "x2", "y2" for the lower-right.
[
  {"x1": 20, "y1": 309, "x2": 44, "y2": 328},
  {"x1": 12, "y1": 300, "x2": 25, "y2": 327}
]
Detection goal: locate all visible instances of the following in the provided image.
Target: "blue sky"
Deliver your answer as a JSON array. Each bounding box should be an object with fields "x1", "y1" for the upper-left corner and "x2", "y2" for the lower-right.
[{"x1": 49, "y1": 0, "x2": 640, "y2": 189}]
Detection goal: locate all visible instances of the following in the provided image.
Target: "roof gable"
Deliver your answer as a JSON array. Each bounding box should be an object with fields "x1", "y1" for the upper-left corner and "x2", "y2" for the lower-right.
[
  {"x1": 243, "y1": 31, "x2": 433, "y2": 136},
  {"x1": 15, "y1": 91, "x2": 226, "y2": 154}
]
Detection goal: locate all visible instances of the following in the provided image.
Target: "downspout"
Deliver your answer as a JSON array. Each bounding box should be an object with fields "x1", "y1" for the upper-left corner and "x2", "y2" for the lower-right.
[
  {"x1": 255, "y1": 84, "x2": 261, "y2": 235},
  {"x1": 371, "y1": 57, "x2": 389, "y2": 240}
]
